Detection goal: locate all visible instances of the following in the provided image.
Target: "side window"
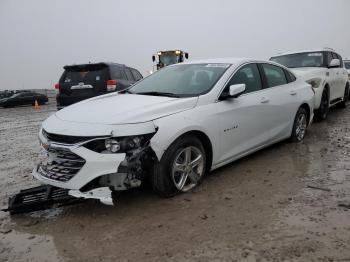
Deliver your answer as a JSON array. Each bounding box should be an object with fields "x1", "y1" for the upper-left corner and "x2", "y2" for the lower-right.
[
  {"x1": 110, "y1": 67, "x2": 124, "y2": 80},
  {"x1": 327, "y1": 52, "x2": 333, "y2": 66},
  {"x1": 131, "y1": 69, "x2": 142, "y2": 81},
  {"x1": 336, "y1": 53, "x2": 343, "y2": 68},
  {"x1": 331, "y1": 53, "x2": 341, "y2": 68},
  {"x1": 284, "y1": 69, "x2": 296, "y2": 83},
  {"x1": 124, "y1": 68, "x2": 134, "y2": 81},
  {"x1": 262, "y1": 64, "x2": 288, "y2": 88},
  {"x1": 225, "y1": 63, "x2": 262, "y2": 94}
]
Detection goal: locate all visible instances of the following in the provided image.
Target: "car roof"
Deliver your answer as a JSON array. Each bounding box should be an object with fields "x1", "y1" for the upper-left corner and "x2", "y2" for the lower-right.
[
  {"x1": 183, "y1": 57, "x2": 261, "y2": 65},
  {"x1": 182, "y1": 57, "x2": 291, "y2": 70},
  {"x1": 63, "y1": 62, "x2": 126, "y2": 70},
  {"x1": 271, "y1": 48, "x2": 338, "y2": 57}
]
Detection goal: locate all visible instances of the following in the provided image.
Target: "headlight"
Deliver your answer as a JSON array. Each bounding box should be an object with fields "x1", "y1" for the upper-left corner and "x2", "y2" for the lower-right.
[
  {"x1": 105, "y1": 139, "x2": 121, "y2": 153},
  {"x1": 105, "y1": 136, "x2": 141, "y2": 153},
  {"x1": 306, "y1": 78, "x2": 322, "y2": 88},
  {"x1": 85, "y1": 134, "x2": 154, "y2": 154}
]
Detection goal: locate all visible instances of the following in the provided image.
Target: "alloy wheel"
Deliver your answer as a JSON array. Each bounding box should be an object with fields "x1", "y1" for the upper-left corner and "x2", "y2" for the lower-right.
[
  {"x1": 295, "y1": 113, "x2": 307, "y2": 141},
  {"x1": 171, "y1": 146, "x2": 204, "y2": 192}
]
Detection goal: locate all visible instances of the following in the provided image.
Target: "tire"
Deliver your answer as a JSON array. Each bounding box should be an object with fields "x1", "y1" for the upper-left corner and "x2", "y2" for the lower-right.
[
  {"x1": 314, "y1": 89, "x2": 329, "y2": 122},
  {"x1": 337, "y1": 85, "x2": 349, "y2": 108},
  {"x1": 290, "y1": 107, "x2": 308, "y2": 143},
  {"x1": 151, "y1": 135, "x2": 207, "y2": 197}
]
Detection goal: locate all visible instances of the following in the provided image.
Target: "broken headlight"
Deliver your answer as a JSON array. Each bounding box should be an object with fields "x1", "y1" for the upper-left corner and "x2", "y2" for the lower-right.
[
  {"x1": 85, "y1": 134, "x2": 154, "y2": 153},
  {"x1": 105, "y1": 136, "x2": 142, "y2": 153}
]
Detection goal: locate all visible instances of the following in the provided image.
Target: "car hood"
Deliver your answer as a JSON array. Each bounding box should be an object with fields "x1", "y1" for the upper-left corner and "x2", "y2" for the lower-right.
[
  {"x1": 290, "y1": 67, "x2": 327, "y2": 80},
  {"x1": 55, "y1": 93, "x2": 198, "y2": 125}
]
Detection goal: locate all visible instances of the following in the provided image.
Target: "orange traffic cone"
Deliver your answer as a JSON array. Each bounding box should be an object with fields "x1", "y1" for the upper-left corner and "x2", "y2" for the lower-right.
[{"x1": 34, "y1": 100, "x2": 40, "y2": 109}]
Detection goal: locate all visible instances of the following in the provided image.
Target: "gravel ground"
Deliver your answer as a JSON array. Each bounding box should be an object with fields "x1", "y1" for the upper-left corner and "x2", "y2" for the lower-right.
[{"x1": 0, "y1": 101, "x2": 349, "y2": 262}]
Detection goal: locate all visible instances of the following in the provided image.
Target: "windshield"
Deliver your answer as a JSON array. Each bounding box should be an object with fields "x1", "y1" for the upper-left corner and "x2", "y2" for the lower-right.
[
  {"x1": 129, "y1": 63, "x2": 230, "y2": 97},
  {"x1": 159, "y1": 53, "x2": 179, "y2": 66},
  {"x1": 345, "y1": 62, "x2": 350, "y2": 69},
  {"x1": 270, "y1": 52, "x2": 326, "y2": 68}
]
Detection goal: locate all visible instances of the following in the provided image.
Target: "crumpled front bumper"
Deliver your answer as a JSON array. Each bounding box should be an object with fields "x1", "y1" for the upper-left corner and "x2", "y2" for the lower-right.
[{"x1": 32, "y1": 130, "x2": 126, "y2": 191}]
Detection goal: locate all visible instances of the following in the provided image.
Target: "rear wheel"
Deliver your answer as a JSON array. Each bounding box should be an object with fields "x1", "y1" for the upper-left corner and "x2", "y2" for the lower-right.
[
  {"x1": 338, "y1": 85, "x2": 349, "y2": 108},
  {"x1": 290, "y1": 107, "x2": 308, "y2": 142},
  {"x1": 314, "y1": 89, "x2": 329, "y2": 122},
  {"x1": 151, "y1": 135, "x2": 206, "y2": 197}
]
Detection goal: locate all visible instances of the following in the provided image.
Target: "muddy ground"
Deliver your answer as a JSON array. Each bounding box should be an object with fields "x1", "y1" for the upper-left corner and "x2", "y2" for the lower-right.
[{"x1": 0, "y1": 101, "x2": 349, "y2": 262}]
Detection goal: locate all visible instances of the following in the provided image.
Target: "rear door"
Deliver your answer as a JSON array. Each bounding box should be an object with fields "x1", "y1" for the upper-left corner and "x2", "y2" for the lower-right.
[
  {"x1": 259, "y1": 63, "x2": 301, "y2": 140},
  {"x1": 59, "y1": 64, "x2": 110, "y2": 98}
]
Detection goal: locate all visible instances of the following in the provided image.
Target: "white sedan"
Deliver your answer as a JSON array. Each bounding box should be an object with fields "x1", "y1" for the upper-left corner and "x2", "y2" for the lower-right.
[{"x1": 33, "y1": 58, "x2": 314, "y2": 203}]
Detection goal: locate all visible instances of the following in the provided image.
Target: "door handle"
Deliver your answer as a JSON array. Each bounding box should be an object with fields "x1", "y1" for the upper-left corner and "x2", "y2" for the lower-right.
[
  {"x1": 289, "y1": 90, "x2": 297, "y2": 95},
  {"x1": 260, "y1": 97, "x2": 269, "y2": 103}
]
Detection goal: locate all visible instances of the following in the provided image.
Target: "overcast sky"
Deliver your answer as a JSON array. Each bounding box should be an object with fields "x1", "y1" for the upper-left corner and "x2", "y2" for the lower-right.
[{"x1": 0, "y1": 0, "x2": 349, "y2": 90}]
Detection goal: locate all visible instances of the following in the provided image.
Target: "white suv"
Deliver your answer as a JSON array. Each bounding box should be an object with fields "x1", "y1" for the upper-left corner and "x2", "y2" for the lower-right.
[{"x1": 270, "y1": 48, "x2": 349, "y2": 121}]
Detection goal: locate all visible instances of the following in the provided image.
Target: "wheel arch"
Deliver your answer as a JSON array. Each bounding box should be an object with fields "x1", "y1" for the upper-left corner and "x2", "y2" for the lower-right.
[
  {"x1": 177, "y1": 130, "x2": 213, "y2": 174},
  {"x1": 323, "y1": 83, "x2": 330, "y2": 96},
  {"x1": 151, "y1": 128, "x2": 214, "y2": 174}
]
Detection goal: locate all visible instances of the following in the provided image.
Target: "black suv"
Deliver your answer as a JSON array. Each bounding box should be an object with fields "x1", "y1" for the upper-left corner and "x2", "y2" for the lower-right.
[{"x1": 55, "y1": 62, "x2": 143, "y2": 109}]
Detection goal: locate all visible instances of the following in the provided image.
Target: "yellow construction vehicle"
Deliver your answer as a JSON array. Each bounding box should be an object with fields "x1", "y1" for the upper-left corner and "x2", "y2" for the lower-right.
[{"x1": 152, "y1": 50, "x2": 189, "y2": 70}]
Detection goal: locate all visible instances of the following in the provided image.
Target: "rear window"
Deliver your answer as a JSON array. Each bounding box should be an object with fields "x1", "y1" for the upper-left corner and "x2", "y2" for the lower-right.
[
  {"x1": 131, "y1": 69, "x2": 143, "y2": 81},
  {"x1": 62, "y1": 65, "x2": 109, "y2": 83},
  {"x1": 124, "y1": 68, "x2": 134, "y2": 81},
  {"x1": 110, "y1": 67, "x2": 124, "y2": 79}
]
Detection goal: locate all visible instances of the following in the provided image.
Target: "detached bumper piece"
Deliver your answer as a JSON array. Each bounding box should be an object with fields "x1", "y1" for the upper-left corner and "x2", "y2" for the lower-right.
[{"x1": 2, "y1": 185, "x2": 84, "y2": 215}]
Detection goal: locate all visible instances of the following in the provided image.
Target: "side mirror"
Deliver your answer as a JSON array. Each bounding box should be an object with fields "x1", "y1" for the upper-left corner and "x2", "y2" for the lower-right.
[
  {"x1": 152, "y1": 55, "x2": 156, "y2": 62},
  {"x1": 229, "y1": 84, "x2": 246, "y2": 98},
  {"x1": 219, "y1": 84, "x2": 246, "y2": 100},
  {"x1": 329, "y1": 58, "x2": 340, "y2": 68},
  {"x1": 185, "y1": 53, "x2": 189, "y2": 59}
]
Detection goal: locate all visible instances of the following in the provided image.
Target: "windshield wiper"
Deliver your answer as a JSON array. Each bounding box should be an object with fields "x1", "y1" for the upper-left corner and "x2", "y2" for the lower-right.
[{"x1": 136, "y1": 91, "x2": 180, "y2": 98}]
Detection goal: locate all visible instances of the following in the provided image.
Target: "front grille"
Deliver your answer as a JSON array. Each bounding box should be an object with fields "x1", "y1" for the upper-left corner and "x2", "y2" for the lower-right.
[
  {"x1": 38, "y1": 147, "x2": 86, "y2": 182},
  {"x1": 42, "y1": 129, "x2": 100, "y2": 145}
]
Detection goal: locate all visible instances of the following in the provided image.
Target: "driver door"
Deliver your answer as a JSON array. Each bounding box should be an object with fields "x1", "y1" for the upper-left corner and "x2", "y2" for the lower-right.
[{"x1": 215, "y1": 63, "x2": 272, "y2": 164}]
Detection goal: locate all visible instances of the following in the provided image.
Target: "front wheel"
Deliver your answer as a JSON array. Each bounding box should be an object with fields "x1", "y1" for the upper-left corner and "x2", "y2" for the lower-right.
[
  {"x1": 151, "y1": 135, "x2": 207, "y2": 197},
  {"x1": 314, "y1": 89, "x2": 329, "y2": 122},
  {"x1": 290, "y1": 107, "x2": 308, "y2": 142}
]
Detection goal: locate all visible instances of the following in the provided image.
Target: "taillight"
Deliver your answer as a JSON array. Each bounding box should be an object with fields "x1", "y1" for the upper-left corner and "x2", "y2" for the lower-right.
[
  {"x1": 54, "y1": 83, "x2": 60, "y2": 90},
  {"x1": 107, "y1": 80, "x2": 117, "y2": 91}
]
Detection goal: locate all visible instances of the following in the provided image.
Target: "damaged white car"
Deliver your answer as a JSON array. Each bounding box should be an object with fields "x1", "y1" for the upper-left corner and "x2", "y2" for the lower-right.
[{"x1": 33, "y1": 58, "x2": 314, "y2": 204}]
